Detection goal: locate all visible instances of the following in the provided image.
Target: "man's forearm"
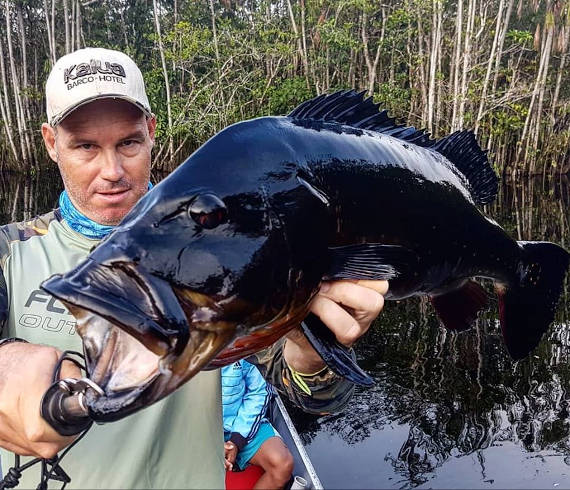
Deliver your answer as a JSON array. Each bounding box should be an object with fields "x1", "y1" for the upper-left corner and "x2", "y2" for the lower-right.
[{"x1": 282, "y1": 328, "x2": 325, "y2": 374}]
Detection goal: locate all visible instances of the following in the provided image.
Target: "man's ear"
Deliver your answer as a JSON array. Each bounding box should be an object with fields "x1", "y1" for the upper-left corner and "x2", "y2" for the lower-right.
[
  {"x1": 41, "y1": 123, "x2": 59, "y2": 163},
  {"x1": 147, "y1": 116, "x2": 157, "y2": 146}
]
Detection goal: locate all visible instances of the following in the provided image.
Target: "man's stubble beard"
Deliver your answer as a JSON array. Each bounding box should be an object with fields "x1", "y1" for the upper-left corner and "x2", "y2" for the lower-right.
[{"x1": 61, "y1": 173, "x2": 149, "y2": 226}]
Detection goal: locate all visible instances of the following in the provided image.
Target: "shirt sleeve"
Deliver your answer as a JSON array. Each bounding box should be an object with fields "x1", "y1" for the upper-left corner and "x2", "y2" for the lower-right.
[
  {"x1": 0, "y1": 229, "x2": 9, "y2": 337},
  {"x1": 247, "y1": 336, "x2": 355, "y2": 416},
  {"x1": 0, "y1": 268, "x2": 7, "y2": 336},
  {"x1": 228, "y1": 362, "x2": 271, "y2": 450}
]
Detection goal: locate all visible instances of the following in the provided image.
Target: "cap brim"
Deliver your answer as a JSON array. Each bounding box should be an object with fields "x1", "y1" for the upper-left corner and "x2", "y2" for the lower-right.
[{"x1": 50, "y1": 94, "x2": 153, "y2": 126}]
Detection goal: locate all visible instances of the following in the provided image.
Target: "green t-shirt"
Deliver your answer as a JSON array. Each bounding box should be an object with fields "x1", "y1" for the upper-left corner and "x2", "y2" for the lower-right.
[{"x1": 0, "y1": 212, "x2": 225, "y2": 489}]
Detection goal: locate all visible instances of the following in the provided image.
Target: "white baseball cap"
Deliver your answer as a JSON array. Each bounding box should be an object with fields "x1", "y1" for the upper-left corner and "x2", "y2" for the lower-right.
[{"x1": 46, "y1": 47, "x2": 152, "y2": 126}]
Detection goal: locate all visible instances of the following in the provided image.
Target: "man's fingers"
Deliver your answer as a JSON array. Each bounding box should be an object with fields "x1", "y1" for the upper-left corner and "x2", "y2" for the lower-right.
[
  {"x1": 352, "y1": 279, "x2": 389, "y2": 296},
  {"x1": 310, "y1": 295, "x2": 365, "y2": 346},
  {"x1": 320, "y1": 280, "x2": 385, "y2": 319},
  {"x1": 59, "y1": 358, "x2": 83, "y2": 380}
]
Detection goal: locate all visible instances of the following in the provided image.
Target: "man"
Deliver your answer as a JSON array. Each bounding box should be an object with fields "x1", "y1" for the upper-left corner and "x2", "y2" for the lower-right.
[
  {"x1": 0, "y1": 47, "x2": 388, "y2": 488},
  {"x1": 222, "y1": 360, "x2": 293, "y2": 489}
]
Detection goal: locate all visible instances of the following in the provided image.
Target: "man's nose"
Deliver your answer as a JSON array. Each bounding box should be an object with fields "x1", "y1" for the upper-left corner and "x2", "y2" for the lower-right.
[{"x1": 99, "y1": 149, "x2": 125, "y2": 181}]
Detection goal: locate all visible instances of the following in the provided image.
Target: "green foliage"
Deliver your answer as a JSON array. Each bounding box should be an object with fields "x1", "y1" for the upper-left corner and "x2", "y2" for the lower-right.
[
  {"x1": 489, "y1": 105, "x2": 528, "y2": 137},
  {"x1": 0, "y1": 0, "x2": 568, "y2": 176},
  {"x1": 506, "y1": 29, "x2": 534, "y2": 46},
  {"x1": 375, "y1": 81, "x2": 411, "y2": 117},
  {"x1": 317, "y1": 18, "x2": 360, "y2": 51},
  {"x1": 264, "y1": 77, "x2": 316, "y2": 114}
]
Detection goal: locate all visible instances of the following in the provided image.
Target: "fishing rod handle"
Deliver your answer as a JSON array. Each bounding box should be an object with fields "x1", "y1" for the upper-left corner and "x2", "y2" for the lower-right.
[{"x1": 40, "y1": 379, "x2": 93, "y2": 436}]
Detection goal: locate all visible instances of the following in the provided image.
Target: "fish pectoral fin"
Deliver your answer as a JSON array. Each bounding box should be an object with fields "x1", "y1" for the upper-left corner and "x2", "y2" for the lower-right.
[
  {"x1": 430, "y1": 280, "x2": 488, "y2": 331},
  {"x1": 300, "y1": 313, "x2": 374, "y2": 386},
  {"x1": 324, "y1": 243, "x2": 417, "y2": 281}
]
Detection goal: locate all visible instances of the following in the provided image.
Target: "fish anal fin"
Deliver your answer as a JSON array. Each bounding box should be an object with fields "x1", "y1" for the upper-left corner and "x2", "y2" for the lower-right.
[
  {"x1": 324, "y1": 243, "x2": 417, "y2": 281},
  {"x1": 430, "y1": 280, "x2": 488, "y2": 332},
  {"x1": 300, "y1": 314, "x2": 374, "y2": 386}
]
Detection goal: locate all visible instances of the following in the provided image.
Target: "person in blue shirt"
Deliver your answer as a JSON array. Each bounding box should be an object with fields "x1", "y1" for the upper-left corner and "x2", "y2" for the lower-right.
[{"x1": 222, "y1": 360, "x2": 294, "y2": 489}]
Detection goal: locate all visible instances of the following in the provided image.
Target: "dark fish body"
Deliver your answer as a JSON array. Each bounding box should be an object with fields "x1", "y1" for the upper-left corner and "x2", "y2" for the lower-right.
[{"x1": 42, "y1": 91, "x2": 570, "y2": 423}]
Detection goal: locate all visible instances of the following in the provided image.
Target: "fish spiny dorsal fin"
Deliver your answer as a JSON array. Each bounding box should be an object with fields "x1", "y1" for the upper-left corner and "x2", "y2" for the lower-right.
[
  {"x1": 288, "y1": 90, "x2": 498, "y2": 206},
  {"x1": 431, "y1": 131, "x2": 498, "y2": 205},
  {"x1": 288, "y1": 89, "x2": 431, "y2": 144}
]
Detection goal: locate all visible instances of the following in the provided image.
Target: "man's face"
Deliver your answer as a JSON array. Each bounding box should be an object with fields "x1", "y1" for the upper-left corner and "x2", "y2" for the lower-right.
[{"x1": 42, "y1": 99, "x2": 156, "y2": 225}]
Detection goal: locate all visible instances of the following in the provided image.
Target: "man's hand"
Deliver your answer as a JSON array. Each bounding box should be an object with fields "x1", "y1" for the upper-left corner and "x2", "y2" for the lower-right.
[
  {"x1": 224, "y1": 441, "x2": 238, "y2": 471},
  {"x1": 284, "y1": 279, "x2": 388, "y2": 373},
  {"x1": 0, "y1": 342, "x2": 82, "y2": 459}
]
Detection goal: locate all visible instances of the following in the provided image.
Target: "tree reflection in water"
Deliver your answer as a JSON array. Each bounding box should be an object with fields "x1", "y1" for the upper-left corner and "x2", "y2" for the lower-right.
[{"x1": 1, "y1": 170, "x2": 569, "y2": 488}]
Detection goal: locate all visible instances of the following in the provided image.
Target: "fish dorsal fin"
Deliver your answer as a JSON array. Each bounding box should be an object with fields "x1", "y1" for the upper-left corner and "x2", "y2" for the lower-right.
[
  {"x1": 288, "y1": 89, "x2": 433, "y2": 145},
  {"x1": 430, "y1": 131, "x2": 498, "y2": 205},
  {"x1": 288, "y1": 90, "x2": 498, "y2": 205}
]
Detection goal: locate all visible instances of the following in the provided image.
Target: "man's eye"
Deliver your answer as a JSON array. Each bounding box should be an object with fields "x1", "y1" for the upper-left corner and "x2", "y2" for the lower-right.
[
  {"x1": 121, "y1": 140, "x2": 139, "y2": 147},
  {"x1": 80, "y1": 144, "x2": 93, "y2": 150}
]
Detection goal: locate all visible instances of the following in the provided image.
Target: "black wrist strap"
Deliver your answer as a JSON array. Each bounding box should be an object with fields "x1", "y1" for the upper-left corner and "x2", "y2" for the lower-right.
[{"x1": 0, "y1": 337, "x2": 29, "y2": 348}]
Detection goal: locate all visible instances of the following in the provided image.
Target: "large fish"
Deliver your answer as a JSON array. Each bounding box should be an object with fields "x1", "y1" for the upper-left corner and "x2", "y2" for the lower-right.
[{"x1": 42, "y1": 90, "x2": 570, "y2": 423}]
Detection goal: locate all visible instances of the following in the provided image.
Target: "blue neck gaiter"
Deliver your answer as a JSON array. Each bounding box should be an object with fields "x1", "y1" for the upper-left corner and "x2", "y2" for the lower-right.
[{"x1": 58, "y1": 182, "x2": 153, "y2": 240}]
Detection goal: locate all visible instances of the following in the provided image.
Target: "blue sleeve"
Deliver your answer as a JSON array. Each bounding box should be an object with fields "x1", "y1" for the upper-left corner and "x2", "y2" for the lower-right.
[{"x1": 229, "y1": 361, "x2": 271, "y2": 449}]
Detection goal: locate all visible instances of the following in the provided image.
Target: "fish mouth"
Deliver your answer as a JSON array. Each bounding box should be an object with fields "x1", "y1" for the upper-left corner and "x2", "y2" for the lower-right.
[{"x1": 41, "y1": 259, "x2": 236, "y2": 422}]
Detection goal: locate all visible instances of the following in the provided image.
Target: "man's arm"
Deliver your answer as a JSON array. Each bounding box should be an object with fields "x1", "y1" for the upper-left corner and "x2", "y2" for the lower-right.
[
  {"x1": 226, "y1": 362, "x2": 270, "y2": 451},
  {"x1": 250, "y1": 279, "x2": 388, "y2": 414}
]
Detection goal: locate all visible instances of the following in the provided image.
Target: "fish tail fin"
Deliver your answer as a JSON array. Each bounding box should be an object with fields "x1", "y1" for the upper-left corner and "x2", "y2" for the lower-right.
[{"x1": 497, "y1": 241, "x2": 569, "y2": 360}]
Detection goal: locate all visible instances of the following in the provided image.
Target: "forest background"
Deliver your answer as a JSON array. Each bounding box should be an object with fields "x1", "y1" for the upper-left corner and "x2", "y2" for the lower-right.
[{"x1": 0, "y1": 0, "x2": 569, "y2": 178}]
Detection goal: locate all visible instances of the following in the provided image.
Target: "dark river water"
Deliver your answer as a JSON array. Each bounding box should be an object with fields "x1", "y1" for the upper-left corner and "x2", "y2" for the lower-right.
[{"x1": 1, "y1": 169, "x2": 569, "y2": 489}]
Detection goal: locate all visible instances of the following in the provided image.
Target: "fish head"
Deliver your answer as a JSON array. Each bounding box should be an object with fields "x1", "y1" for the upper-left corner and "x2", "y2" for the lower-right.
[{"x1": 41, "y1": 117, "x2": 330, "y2": 421}]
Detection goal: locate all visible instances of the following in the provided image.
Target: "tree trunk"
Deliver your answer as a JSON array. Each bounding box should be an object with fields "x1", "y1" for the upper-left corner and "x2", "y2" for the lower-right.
[
  {"x1": 517, "y1": 17, "x2": 553, "y2": 173},
  {"x1": 286, "y1": 0, "x2": 309, "y2": 86},
  {"x1": 63, "y1": 0, "x2": 70, "y2": 53},
  {"x1": 152, "y1": 0, "x2": 174, "y2": 165},
  {"x1": 451, "y1": 0, "x2": 463, "y2": 131},
  {"x1": 550, "y1": 21, "x2": 569, "y2": 125},
  {"x1": 492, "y1": 0, "x2": 515, "y2": 93},
  {"x1": 427, "y1": 0, "x2": 442, "y2": 133},
  {"x1": 0, "y1": 37, "x2": 18, "y2": 162},
  {"x1": 475, "y1": 0, "x2": 504, "y2": 133},
  {"x1": 362, "y1": 9, "x2": 382, "y2": 96},
  {"x1": 458, "y1": 0, "x2": 476, "y2": 131},
  {"x1": 529, "y1": 17, "x2": 554, "y2": 174},
  {"x1": 5, "y1": 0, "x2": 30, "y2": 168},
  {"x1": 43, "y1": 0, "x2": 56, "y2": 65},
  {"x1": 15, "y1": 2, "x2": 34, "y2": 166},
  {"x1": 417, "y1": 11, "x2": 428, "y2": 124}
]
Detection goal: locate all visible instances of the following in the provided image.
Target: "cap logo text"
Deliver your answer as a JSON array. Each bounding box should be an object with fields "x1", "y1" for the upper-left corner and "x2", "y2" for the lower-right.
[{"x1": 64, "y1": 59, "x2": 126, "y2": 85}]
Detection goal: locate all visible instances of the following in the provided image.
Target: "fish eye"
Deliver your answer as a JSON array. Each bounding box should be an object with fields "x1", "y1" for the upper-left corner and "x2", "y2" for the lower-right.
[{"x1": 188, "y1": 194, "x2": 228, "y2": 229}]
